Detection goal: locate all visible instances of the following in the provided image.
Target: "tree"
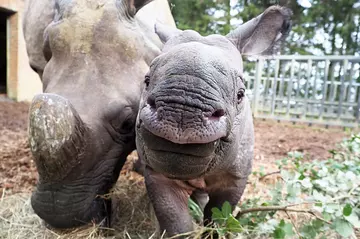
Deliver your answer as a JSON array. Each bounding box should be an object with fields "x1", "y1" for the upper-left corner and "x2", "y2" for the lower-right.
[
  {"x1": 169, "y1": 0, "x2": 218, "y2": 36},
  {"x1": 170, "y1": 0, "x2": 360, "y2": 56}
]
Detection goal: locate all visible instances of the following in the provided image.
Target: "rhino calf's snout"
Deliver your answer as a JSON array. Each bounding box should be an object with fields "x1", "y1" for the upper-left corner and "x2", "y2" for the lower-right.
[{"x1": 140, "y1": 88, "x2": 229, "y2": 144}]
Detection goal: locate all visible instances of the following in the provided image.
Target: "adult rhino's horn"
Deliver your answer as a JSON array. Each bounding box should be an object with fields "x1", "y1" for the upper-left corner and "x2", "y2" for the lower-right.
[{"x1": 28, "y1": 93, "x2": 88, "y2": 182}]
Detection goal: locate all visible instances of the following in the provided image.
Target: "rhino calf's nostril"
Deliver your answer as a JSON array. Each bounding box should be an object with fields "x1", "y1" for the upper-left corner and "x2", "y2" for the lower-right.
[{"x1": 211, "y1": 109, "x2": 226, "y2": 118}]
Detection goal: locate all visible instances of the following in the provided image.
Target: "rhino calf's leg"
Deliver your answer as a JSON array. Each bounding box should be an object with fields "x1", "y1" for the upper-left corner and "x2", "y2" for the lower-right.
[
  {"x1": 144, "y1": 167, "x2": 194, "y2": 237},
  {"x1": 203, "y1": 177, "x2": 248, "y2": 225}
]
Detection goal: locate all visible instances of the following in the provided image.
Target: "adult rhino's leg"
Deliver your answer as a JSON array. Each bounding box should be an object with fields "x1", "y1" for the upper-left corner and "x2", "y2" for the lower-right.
[
  {"x1": 28, "y1": 93, "x2": 114, "y2": 228},
  {"x1": 203, "y1": 177, "x2": 248, "y2": 225},
  {"x1": 144, "y1": 167, "x2": 194, "y2": 237}
]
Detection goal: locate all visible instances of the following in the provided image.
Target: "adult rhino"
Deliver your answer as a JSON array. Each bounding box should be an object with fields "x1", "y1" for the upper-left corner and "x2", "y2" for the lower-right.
[{"x1": 22, "y1": 0, "x2": 175, "y2": 228}]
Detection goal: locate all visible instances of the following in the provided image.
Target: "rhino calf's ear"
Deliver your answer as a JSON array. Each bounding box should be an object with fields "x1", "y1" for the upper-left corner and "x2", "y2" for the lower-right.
[
  {"x1": 155, "y1": 22, "x2": 183, "y2": 44},
  {"x1": 227, "y1": 5, "x2": 293, "y2": 56}
]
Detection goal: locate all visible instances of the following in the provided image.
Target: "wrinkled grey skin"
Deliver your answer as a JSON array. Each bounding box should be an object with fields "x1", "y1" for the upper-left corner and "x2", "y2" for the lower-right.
[
  {"x1": 136, "y1": 6, "x2": 292, "y2": 237},
  {"x1": 22, "y1": 0, "x2": 174, "y2": 228}
]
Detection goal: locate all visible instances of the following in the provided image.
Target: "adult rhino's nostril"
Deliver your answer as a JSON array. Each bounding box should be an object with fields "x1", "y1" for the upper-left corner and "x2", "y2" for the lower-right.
[
  {"x1": 147, "y1": 96, "x2": 156, "y2": 108},
  {"x1": 211, "y1": 109, "x2": 226, "y2": 118}
]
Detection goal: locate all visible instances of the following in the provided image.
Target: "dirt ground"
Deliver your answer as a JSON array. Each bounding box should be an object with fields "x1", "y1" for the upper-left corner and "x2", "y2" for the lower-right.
[{"x1": 0, "y1": 100, "x2": 353, "y2": 195}]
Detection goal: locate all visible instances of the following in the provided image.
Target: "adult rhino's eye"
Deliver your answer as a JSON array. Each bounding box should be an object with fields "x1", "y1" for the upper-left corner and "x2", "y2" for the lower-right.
[
  {"x1": 110, "y1": 112, "x2": 135, "y2": 135},
  {"x1": 237, "y1": 88, "x2": 245, "y2": 104},
  {"x1": 144, "y1": 76, "x2": 150, "y2": 88},
  {"x1": 121, "y1": 117, "x2": 135, "y2": 134}
]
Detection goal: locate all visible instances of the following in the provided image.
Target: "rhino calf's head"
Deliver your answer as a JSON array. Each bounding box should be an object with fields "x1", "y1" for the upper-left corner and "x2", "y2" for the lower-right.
[{"x1": 137, "y1": 6, "x2": 292, "y2": 179}]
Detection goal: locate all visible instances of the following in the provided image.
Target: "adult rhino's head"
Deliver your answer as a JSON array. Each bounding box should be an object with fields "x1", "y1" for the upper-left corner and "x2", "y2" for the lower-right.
[
  {"x1": 25, "y1": 0, "x2": 173, "y2": 228},
  {"x1": 136, "y1": 6, "x2": 292, "y2": 179}
]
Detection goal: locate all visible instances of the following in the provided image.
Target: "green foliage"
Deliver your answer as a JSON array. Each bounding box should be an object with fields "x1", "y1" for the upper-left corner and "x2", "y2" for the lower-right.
[
  {"x1": 272, "y1": 219, "x2": 295, "y2": 239},
  {"x1": 211, "y1": 201, "x2": 243, "y2": 236},
  {"x1": 188, "y1": 198, "x2": 203, "y2": 223},
  {"x1": 169, "y1": 0, "x2": 218, "y2": 35},
  {"x1": 170, "y1": 0, "x2": 360, "y2": 55},
  {"x1": 190, "y1": 134, "x2": 360, "y2": 238}
]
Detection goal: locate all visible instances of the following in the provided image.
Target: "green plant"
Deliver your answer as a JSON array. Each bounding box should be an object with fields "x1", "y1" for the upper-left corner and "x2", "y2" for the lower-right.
[{"x1": 188, "y1": 134, "x2": 360, "y2": 238}]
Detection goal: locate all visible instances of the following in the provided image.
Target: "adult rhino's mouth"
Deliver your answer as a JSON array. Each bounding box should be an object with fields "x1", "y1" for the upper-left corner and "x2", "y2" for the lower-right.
[{"x1": 139, "y1": 103, "x2": 228, "y2": 144}]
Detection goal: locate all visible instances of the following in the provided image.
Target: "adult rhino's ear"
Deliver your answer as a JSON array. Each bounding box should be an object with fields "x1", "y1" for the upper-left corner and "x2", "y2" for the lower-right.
[
  {"x1": 126, "y1": 0, "x2": 153, "y2": 15},
  {"x1": 227, "y1": 6, "x2": 293, "y2": 56},
  {"x1": 155, "y1": 22, "x2": 183, "y2": 44}
]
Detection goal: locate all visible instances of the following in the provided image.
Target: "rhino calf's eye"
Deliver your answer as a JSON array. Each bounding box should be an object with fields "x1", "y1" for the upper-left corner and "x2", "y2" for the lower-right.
[{"x1": 237, "y1": 89, "x2": 245, "y2": 104}]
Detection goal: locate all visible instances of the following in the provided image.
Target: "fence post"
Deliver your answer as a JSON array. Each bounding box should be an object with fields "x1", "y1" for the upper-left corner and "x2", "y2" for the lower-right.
[
  {"x1": 252, "y1": 58, "x2": 264, "y2": 117},
  {"x1": 303, "y1": 59, "x2": 312, "y2": 119},
  {"x1": 271, "y1": 59, "x2": 280, "y2": 116},
  {"x1": 337, "y1": 59, "x2": 348, "y2": 121},
  {"x1": 356, "y1": 85, "x2": 360, "y2": 127},
  {"x1": 286, "y1": 59, "x2": 295, "y2": 118}
]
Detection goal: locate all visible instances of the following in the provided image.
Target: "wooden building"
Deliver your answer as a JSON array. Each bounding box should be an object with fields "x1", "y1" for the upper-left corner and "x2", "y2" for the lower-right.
[{"x1": 0, "y1": 0, "x2": 42, "y2": 101}]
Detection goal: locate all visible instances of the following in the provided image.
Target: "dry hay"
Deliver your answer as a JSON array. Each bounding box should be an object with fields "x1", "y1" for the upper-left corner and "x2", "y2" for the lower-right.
[
  {"x1": 0, "y1": 168, "x2": 288, "y2": 239},
  {"x1": 0, "y1": 173, "x2": 158, "y2": 239},
  {"x1": 0, "y1": 164, "x2": 348, "y2": 239},
  {"x1": 0, "y1": 175, "x2": 211, "y2": 239}
]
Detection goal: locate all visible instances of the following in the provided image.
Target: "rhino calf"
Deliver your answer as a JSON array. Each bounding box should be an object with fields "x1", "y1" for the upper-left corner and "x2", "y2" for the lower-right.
[{"x1": 135, "y1": 6, "x2": 292, "y2": 236}]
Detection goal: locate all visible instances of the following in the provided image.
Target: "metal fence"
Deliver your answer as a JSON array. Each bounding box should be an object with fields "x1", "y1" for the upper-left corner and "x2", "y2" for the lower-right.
[{"x1": 244, "y1": 55, "x2": 360, "y2": 127}]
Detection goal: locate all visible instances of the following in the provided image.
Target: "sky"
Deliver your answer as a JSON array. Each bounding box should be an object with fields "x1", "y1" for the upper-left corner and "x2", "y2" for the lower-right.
[{"x1": 297, "y1": 0, "x2": 312, "y2": 8}]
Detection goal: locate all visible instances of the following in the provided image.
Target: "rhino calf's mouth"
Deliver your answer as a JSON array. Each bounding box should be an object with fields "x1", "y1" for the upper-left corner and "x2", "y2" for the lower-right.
[{"x1": 138, "y1": 125, "x2": 220, "y2": 179}]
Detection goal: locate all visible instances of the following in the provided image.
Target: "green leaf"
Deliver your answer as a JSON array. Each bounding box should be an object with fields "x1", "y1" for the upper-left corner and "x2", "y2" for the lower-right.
[
  {"x1": 313, "y1": 190, "x2": 327, "y2": 203},
  {"x1": 322, "y1": 212, "x2": 332, "y2": 222},
  {"x1": 312, "y1": 219, "x2": 324, "y2": 230},
  {"x1": 343, "y1": 204, "x2": 352, "y2": 217},
  {"x1": 272, "y1": 219, "x2": 294, "y2": 239},
  {"x1": 300, "y1": 224, "x2": 317, "y2": 238},
  {"x1": 282, "y1": 222, "x2": 295, "y2": 236},
  {"x1": 288, "y1": 151, "x2": 304, "y2": 160},
  {"x1": 225, "y1": 215, "x2": 242, "y2": 233},
  {"x1": 345, "y1": 213, "x2": 360, "y2": 228},
  {"x1": 272, "y1": 227, "x2": 286, "y2": 239},
  {"x1": 188, "y1": 198, "x2": 203, "y2": 223},
  {"x1": 238, "y1": 217, "x2": 250, "y2": 225},
  {"x1": 221, "y1": 201, "x2": 232, "y2": 218},
  {"x1": 211, "y1": 207, "x2": 224, "y2": 223},
  {"x1": 332, "y1": 218, "x2": 354, "y2": 238},
  {"x1": 286, "y1": 183, "x2": 301, "y2": 202},
  {"x1": 215, "y1": 228, "x2": 226, "y2": 237},
  {"x1": 300, "y1": 177, "x2": 312, "y2": 188},
  {"x1": 258, "y1": 219, "x2": 278, "y2": 234}
]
